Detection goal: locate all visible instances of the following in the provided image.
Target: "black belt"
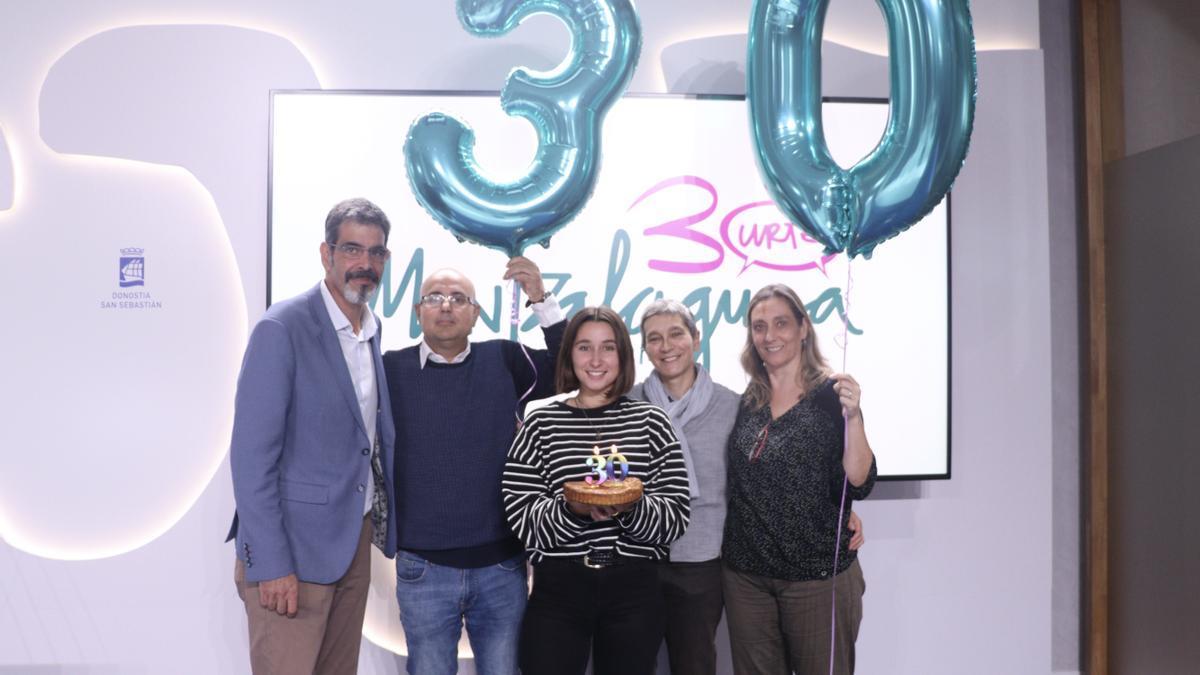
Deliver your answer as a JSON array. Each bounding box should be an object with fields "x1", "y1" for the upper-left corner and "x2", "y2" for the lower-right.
[
  {"x1": 542, "y1": 551, "x2": 656, "y2": 569},
  {"x1": 536, "y1": 552, "x2": 648, "y2": 569},
  {"x1": 581, "y1": 550, "x2": 620, "y2": 568}
]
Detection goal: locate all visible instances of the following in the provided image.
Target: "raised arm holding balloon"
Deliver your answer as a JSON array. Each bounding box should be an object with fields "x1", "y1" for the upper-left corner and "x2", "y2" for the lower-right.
[{"x1": 503, "y1": 255, "x2": 548, "y2": 304}]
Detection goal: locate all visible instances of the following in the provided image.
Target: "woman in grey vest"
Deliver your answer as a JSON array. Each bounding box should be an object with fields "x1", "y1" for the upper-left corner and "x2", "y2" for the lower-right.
[{"x1": 631, "y1": 299, "x2": 865, "y2": 675}]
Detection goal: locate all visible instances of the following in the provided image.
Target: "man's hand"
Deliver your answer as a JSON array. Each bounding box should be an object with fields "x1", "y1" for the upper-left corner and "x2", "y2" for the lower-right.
[
  {"x1": 504, "y1": 256, "x2": 546, "y2": 302},
  {"x1": 258, "y1": 573, "x2": 299, "y2": 617},
  {"x1": 848, "y1": 510, "x2": 865, "y2": 551}
]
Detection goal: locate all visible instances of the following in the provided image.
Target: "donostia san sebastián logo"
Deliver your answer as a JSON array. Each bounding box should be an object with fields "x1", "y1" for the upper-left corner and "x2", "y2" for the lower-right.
[
  {"x1": 119, "y1": 247, "x2": 145, "y2": 287},
  {"x1": 102, "y1": 247, "x2": 162, "y2": 310}
]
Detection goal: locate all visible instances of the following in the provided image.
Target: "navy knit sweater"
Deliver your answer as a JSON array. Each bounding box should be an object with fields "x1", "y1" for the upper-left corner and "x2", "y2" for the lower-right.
[{"x1": 383, "y1": 322, "x2": 563, "y2": 567}]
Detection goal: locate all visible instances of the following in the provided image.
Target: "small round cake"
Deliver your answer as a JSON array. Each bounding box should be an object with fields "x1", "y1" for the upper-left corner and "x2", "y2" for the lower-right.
[{"x1": 563, "y1": 477, "x2": 644, "y2": 506}]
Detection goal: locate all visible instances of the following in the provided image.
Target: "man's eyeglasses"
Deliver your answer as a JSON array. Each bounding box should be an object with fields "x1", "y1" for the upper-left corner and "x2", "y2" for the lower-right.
[
  {"x1": 419, "y1": 292, "x2": 477, "y2": 308},
  {"x1": 331, "y1": 242, "x2": 391, "y2": 262}
]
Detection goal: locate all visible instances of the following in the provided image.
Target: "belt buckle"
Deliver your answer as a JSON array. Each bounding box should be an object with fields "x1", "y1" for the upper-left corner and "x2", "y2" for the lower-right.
[{"x1": 583, "y1": 550, "x2": 617, "y2": 568}]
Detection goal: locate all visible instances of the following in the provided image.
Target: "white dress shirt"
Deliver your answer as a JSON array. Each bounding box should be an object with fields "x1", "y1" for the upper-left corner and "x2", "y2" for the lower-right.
[{"x1": 319, "y1": 281, "x2": 379, "y2": 516}]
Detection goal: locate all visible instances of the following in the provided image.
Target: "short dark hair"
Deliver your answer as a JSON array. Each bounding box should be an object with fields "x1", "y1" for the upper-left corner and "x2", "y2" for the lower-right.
[
  {"x1": 556, "y1": 306, "x2": 637, "y2": 400},
  {"x1": 638, "y1": 298, "x2": 699, "y2": 350},
  {"x1": 324, "y1": 198, "x2": 391, "y2": 244}
]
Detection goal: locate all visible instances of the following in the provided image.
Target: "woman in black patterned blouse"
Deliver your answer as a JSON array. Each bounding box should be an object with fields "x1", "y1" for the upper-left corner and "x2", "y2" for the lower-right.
[
  {"x1": 722, "y1": 283, "x2": 877, "y2": 675},
  {"x1": 502, "y1": 306, "x2": 690, "y2": 675}
]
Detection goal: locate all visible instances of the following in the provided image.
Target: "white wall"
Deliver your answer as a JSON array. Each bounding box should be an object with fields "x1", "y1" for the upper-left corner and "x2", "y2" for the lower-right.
[{"x1": 0, "y1": 1, "x2": 1068, "y2": 673}]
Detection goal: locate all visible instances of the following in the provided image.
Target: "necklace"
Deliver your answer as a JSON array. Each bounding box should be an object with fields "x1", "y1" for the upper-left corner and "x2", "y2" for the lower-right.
[
  {"x1": 569, "y1": 396, "x2": 605, "y2": 443},
  {"x1": 749, "y1": 422, "x2": 769, "y2": 462}
]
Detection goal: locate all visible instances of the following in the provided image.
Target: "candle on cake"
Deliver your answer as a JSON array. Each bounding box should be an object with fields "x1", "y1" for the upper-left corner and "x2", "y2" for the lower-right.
[{"x1": 565, "y1": 445, "x2": 643, "y2": 506}]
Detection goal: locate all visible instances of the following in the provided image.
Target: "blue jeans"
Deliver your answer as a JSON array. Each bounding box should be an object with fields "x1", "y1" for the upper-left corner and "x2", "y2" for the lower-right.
[{"x1": 394, "y1": 550, "x2": 528, "y2": 675}]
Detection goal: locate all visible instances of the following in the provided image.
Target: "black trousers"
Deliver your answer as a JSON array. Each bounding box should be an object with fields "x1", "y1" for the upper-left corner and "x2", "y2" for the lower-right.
[
  {"x1": 518, "y1": 558, "x2": 665, "y2": 675},
  {"x1": 660, "y1": 557, "x2": 725, "y2": 675}
]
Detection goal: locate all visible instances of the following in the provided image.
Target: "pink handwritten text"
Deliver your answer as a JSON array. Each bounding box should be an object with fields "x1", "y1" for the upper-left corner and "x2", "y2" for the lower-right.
[{"x1": 629, "y1": 175, "x2": 837, "y2": 276}]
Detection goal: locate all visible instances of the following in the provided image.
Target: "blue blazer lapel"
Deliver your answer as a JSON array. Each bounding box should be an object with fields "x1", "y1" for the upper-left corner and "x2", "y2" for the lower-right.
[{"x1": 307, "y1": 284, "x2": 369, "y2": 441}]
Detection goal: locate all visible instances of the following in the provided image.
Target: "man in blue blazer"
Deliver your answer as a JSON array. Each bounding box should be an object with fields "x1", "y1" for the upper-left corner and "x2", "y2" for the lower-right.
[{"x1": 228, "y1": 198, "x2": 397, "y2": 674}]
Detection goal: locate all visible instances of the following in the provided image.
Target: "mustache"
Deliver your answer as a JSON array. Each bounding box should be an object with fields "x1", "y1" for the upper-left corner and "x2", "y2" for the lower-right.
[{"x1": 345, "y1": 269, "x2": 379, "y2": 284}]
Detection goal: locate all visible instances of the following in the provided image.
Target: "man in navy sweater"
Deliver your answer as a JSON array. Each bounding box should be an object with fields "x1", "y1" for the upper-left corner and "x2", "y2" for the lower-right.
[{"x1": 382, "y1": 257, "x2": 565, "y2": 675}]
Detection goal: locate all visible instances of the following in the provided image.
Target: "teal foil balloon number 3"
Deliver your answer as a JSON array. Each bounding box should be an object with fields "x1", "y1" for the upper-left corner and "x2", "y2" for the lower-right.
[
  {"x1": 405, "y1": 0, "x2": 642, "y2": 257},
  {"x1": 748, "y1": 0, "x2": 977, "y2": 258}
]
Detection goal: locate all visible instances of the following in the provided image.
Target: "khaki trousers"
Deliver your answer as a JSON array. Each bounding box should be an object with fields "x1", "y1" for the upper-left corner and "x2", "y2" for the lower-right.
[
  {"x1": 234, "y1": 516, "x2": 373, "y2": 675},
  {"x1": 722, "y1": 559, "x2": 865, "y2": 675}
]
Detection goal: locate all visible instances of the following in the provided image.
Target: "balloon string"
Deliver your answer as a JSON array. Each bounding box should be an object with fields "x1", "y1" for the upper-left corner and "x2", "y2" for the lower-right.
[
  {"x1": 830, "y1": 258, "x2": 855, "y2": 675},
  {"x1": 514, "y1": 342, "x2": 538, "y2": 428},
  {"x1": 510, "y1": 281, "x2": 521, "y2": 327},
  {"x1": 510, "y1": 281, "x2": 538, "y2": 427}
]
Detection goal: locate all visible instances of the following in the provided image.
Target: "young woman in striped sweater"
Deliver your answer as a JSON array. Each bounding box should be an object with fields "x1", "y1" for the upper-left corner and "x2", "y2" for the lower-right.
[{"x1": 501, "y1": 306, "x2": 690, "y2": 675}]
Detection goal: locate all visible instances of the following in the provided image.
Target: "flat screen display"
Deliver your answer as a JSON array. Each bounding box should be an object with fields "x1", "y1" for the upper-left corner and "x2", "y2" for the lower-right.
[{"x1": 269, "y1": 91, "x2": 950, "y2": 479}]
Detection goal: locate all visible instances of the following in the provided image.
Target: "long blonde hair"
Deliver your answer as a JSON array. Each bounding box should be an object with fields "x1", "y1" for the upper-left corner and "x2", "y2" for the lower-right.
[{"x1": 740, "y1": 284, "x2": 830, "y2": 410}]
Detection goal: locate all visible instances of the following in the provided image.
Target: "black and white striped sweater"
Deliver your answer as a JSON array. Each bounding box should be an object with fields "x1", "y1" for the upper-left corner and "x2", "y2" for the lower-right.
[{"x1": 502, "y1": 396, "x2": 691, "y2": 563}]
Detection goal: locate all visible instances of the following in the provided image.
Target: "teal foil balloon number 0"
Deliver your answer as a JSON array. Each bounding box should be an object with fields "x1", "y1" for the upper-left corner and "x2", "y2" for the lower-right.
[
  {"x1": 405, "y1": 0, "x2": 642, "y2": 257},
  {"x1": 748, "y1": 0, "x2": 977, "y2": 258}
]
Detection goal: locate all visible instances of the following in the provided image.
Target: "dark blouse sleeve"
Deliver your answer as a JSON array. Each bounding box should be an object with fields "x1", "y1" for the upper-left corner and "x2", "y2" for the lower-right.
[
  {"x1": 815, "y1": 383, "x2": 876, "y2": 501},
  {"x1": 842, "y1": 455, "x2": 876, "y2": 501}
]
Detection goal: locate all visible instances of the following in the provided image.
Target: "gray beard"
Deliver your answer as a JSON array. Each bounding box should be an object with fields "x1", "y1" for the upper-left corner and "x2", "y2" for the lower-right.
[{"x1": 340, "y1": 282, "x2": 378, "y2": 306}]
